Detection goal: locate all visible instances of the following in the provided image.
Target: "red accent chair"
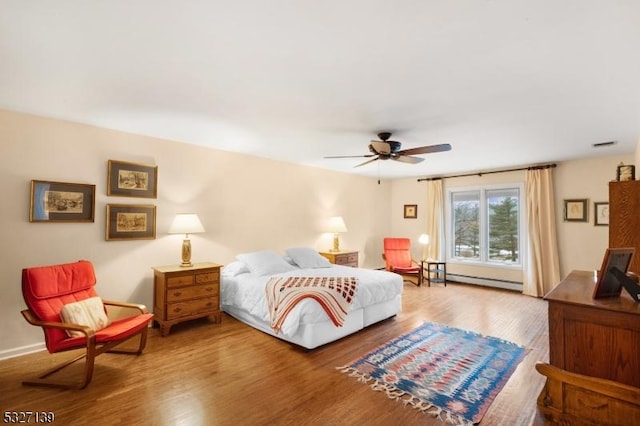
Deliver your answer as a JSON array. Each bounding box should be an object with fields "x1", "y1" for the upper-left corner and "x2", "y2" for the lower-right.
[
  {"x1": 383, "y1": 238, "x2": 422, "y2": 286},
  {"x1": 21, "y1": 260, "x2": 154, "y2": 389}
]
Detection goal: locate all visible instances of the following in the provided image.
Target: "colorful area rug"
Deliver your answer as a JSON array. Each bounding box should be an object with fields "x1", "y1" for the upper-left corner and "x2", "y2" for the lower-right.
[{"x1": 338, "y1": 322, "x2": 527, "y2": 425}]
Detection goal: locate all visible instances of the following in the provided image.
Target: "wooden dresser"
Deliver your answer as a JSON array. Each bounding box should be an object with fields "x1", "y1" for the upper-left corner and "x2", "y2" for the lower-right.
[
  {"x1": 152, "y1": 262, "x2": 222, "y2": 336},
  {"x1": 319, "y1": 250, "x2": 358, "y2": 267},
  {"x1": 609, "y1": 180, "x2": 640, "y2": 274},
  {"x1": 536, "y1": 270, "x2": 640, "y2": 424}
]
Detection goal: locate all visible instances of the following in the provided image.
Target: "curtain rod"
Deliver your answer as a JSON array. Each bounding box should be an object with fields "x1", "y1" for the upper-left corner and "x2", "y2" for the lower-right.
[{"x1": 417, "y1": 163, "x2": 556, "y2": 182}]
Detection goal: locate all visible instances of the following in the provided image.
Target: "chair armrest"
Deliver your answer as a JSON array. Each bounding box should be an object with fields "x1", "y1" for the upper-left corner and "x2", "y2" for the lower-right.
[
  {"x1": 102, "y1": 300, "x2": 149, "y2": 314},
  {"x1": 535, "y1": 362, "x2": 640, "y2": 405},
  {"x1": 21, "y1": 309, "x2": 95, "y2": 338}
]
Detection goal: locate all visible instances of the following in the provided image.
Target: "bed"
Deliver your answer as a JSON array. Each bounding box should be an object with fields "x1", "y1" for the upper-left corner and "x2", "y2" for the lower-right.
[{"x1": 221, "y1": 248, "x2": 403, "y2": 349}]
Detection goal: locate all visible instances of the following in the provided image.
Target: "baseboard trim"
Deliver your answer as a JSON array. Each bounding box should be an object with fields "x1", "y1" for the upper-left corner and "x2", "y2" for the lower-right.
[
  {"x1": 0, "y1": 342, "x2": 46, "y2": 361},
  {"x1": 448, "y1": 273, "x2": 522, "y2": 292}
]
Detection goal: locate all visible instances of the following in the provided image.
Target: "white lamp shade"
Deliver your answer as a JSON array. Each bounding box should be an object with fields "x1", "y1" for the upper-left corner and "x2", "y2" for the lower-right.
[
  {"x1": 168, "y1": 213, "x2": 205, "y2": 235},
  {"x1": 419, "y1": 234, "x2": 430, "y2": 245},
  {"x1": 327, "y1": 216, "x2": 347, "y2": 233}
]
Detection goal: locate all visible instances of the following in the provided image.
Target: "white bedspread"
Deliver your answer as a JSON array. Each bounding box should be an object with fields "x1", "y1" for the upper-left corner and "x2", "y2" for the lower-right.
[{"x1": 221, "y1": 265, "x2": 402, "y2": 338}]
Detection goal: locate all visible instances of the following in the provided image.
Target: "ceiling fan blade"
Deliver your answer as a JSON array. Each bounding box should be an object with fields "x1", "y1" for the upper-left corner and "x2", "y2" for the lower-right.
[
  {"x1": 397, "y1": 143, "x2": 452, "y2": 156},
  {"x1": 324, "y1": 154, "x2": 376, "y2": 159},
  {"x1": 354, "y1": 156, "x2": 379, "y2": 168},
  {"x1": 370, "y1": 141, "x2": 391, "y2": 155},
  {"x1": 393, "y1": 155, "x2": 424, "y2": 164}
]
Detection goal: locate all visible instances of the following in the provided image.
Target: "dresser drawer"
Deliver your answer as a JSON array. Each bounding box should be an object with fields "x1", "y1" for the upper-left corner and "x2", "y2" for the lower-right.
[
  {"x1": 166, "y1": 297, "x2": 219, "y2": 320},
  {"x1": 166, "y1": 283, "x2": 219, "y2": 302}
]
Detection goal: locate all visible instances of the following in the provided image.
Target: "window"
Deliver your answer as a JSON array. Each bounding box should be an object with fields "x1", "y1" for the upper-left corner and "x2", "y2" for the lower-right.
[{"x1": 450, "y1": 185, "x2": 522, "y2": 265}]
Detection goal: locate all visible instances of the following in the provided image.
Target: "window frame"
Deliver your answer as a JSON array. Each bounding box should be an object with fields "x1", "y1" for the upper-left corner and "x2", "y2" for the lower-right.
[{"x1": 446, "y1": 183, "x2": 525, "y2": 270}]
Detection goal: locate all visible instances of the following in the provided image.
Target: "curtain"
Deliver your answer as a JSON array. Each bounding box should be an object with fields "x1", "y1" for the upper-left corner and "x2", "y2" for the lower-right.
[
  {"x1": 425, "y1": 179, "x2": 444, "y2": 261},
  {"x1": 524, "y1": 168, "x2": 561, "y2": 297}
]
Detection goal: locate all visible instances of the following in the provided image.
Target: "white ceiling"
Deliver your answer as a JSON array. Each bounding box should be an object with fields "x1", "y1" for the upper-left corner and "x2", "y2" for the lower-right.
[{"x1": 1, "y1": 1, "x2": 639, "y2": 179}]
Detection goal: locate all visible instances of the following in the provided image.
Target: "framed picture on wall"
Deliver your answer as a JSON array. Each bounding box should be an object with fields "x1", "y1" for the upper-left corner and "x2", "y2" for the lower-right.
[
  {"x1": 563, "y1": 199, "x2": 588, "y2": 222},
  {"x1": 594, "y1": 202, "x2": 609, "y2": 226},
  {"x1": 29, "y1": 180, "x2": 96, "y2": 223},
  {"x1": 404, "y1": 204, "x2": 418, "y2": 219},
  {"x1": 106, "y1": 204, "x2": 156, "y2": 240},
  {"x1": 107, "y1": 160, "x2": 158, "y2": 198}
]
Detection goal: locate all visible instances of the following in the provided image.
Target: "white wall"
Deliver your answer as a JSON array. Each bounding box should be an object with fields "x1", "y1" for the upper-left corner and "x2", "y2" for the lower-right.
[{"x1": 0, "y1": 109, "x2": 391, "y2": 357}]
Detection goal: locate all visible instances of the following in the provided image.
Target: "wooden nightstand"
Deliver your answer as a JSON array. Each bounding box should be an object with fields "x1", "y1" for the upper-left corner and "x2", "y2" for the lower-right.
[
  {"x1": 152, "y1": 262, "x2": 222, "y2": 336},
  {"x1": 319, "y1": 250, "x2": 359, "y2": 267}
]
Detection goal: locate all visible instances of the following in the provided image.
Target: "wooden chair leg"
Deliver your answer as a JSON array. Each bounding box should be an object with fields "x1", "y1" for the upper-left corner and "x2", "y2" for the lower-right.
[
  {"x1": 22, "y1": 347, "x2": 96, "y2": 390},
  {"x1": 23, "y1": 329, "x2": 147, "y2": 389}
]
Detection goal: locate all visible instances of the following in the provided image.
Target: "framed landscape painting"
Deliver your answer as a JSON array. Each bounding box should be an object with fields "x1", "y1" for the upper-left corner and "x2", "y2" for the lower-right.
[
  {"x1": 107, "y1": 160, "x2": 158, "y2": 198},
  {"x1": 106, "y1": 204, "x2": 156, "y2": 240},
  {"x1": 29, "y1": 180, "x2": 96, "y2": 222}
]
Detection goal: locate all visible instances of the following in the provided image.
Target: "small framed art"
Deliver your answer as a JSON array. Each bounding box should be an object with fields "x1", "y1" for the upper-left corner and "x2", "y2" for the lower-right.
[
  {"x1": 106, "y1": 204, "x2": 156, "y2": 240},
  {"x1": 107, "y1": 160, "x2": 158, "y2": 198},
  {"x1": 563, "y1": 199, "x2": 588, "y2": 222},
  {"x1": 594, "y1": 202, "x2": 609, "y2": 226},
  {"x1": 404, "y1": 204, "x2": 418, "y2": 219},
  {"x1": 29, "y1": 180, "x2": 96, "y2": 222}
]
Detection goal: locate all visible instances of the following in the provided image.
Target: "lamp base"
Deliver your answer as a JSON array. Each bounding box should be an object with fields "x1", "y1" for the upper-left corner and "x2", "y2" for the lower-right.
[
  {"x1": 180, "y1": 238, "x2": 193, "y2": 268},
  {"x1": 330, "y1": 233, "x2": 341, "y2": 252}
]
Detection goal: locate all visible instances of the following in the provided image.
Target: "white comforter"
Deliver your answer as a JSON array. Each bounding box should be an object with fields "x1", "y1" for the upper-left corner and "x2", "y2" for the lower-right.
[{"x1": 221, "y1": 265, "x2": 402, "y2": 337}]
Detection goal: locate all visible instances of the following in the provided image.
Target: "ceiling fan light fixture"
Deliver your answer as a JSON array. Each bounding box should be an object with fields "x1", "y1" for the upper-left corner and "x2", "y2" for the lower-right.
[{"x1": 325, "y1": 132, "x2": 452, "y2": 168}]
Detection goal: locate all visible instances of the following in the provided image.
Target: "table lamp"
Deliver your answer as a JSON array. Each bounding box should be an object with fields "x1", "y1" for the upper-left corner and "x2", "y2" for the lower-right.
[
  {"x1": 328, "y1": 216, "x2": 347, "y2": 252},
  {"x1": 168, "y1": 213, "x2": 205, "y2": 267}
]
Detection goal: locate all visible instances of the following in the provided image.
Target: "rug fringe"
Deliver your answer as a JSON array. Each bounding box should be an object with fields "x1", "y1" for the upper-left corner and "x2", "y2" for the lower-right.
[{"x1": 337, "y1": 366, "x2": 474, "y2": 426}]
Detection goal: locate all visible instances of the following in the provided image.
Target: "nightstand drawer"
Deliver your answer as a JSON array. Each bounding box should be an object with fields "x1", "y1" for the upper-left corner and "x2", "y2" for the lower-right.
[
  {"x1": 166, "y1": 297, "x2": 219, "y2": 320},
  {"x1": 167, "y1": 274, "x2": 194, "y2": 288},
  {"x1": 319, "y1": 251, "x2": 359, "y2": 267},
  {"x1": 167, "y1": 284, "x2": 219, "y2": 302},
  {"x1": 196, "y1": 271, "x2": 219, "y2": 284}
]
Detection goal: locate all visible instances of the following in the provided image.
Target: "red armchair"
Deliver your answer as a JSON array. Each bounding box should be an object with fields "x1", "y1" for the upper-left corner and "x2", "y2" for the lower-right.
[
  {"x1": 383, "y1": 238, "x2": 422, "y2": 286},
  {"x1": 21, "y1": 260, "x2": 154, "y2": 389}
]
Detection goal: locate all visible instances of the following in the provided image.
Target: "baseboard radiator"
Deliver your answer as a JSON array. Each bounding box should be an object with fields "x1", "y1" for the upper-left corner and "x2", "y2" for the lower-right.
[{"x1": 447, "y1": 273, "x2": 522, "y2": 292}]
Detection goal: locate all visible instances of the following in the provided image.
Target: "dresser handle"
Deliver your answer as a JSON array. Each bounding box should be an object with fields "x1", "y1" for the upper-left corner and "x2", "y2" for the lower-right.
[
  {"x1": 206, "y1": 302, "x2": 213, "y2": 307},
  {"x1": 173, "y1": 291, "x2": 182, "y2": 297},
  {"x1": 173, "y1": 307, "x2": 182, "y2": 313},
  {"x1": 206, "y1": 287, "x2": 213, "y2": 291}
]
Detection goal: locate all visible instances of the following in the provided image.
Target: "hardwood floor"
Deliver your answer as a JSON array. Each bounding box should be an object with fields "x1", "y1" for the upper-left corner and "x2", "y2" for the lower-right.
[{"x1": 0, "y1": 282, "x2": 549, "y2": 425}]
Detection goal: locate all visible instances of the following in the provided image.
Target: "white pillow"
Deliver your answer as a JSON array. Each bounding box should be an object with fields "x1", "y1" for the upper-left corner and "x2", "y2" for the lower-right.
[
  {"x1": 222, "y1": 261, "x2": 250, "y2": 277},
  {"x1": 236, "y1": 250, "x2": 296, "y2": 276},
  {"x1": 285, "y1": 247, "x2": 331, "y2": 269},
  {"x1": 60, "y1": 296, "x2": 111, "y2": 337}
]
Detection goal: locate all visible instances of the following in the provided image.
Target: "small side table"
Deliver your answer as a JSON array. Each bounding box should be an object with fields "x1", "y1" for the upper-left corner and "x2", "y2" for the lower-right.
[{"x1": 422, "y1": 261, "x2": 447, "y2": 287}]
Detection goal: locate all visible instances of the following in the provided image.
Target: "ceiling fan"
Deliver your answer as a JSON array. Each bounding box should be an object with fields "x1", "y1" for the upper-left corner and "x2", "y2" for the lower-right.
[{"x1": 325, "y1": 132, "x2": 451, "y2": 168}]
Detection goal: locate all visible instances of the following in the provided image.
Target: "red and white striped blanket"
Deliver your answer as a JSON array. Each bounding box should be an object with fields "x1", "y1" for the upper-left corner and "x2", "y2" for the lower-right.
[{"x1": 265, "y1": 276, "x2": 358, "y2": 333}]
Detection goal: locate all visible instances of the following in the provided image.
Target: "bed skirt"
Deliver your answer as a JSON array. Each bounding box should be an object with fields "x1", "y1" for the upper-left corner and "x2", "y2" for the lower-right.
[{"x1": 222, "y1": 295, "x2": 402, "y2": 349}]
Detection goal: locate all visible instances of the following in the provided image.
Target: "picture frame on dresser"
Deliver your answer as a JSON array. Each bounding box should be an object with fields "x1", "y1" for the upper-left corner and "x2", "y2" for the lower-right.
[
  {"x1": 29, "y1": 180, "x2": 96, "y2": 223},
  {"x1": 593, "y1": 247, "x2": 635, "y2": 299},
  {"x1": 106, "y1": 204, "x2": 156, "y2": 240},
  {"x1": 107, "y1": 160, "x2": 158, "y2": 198}
]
